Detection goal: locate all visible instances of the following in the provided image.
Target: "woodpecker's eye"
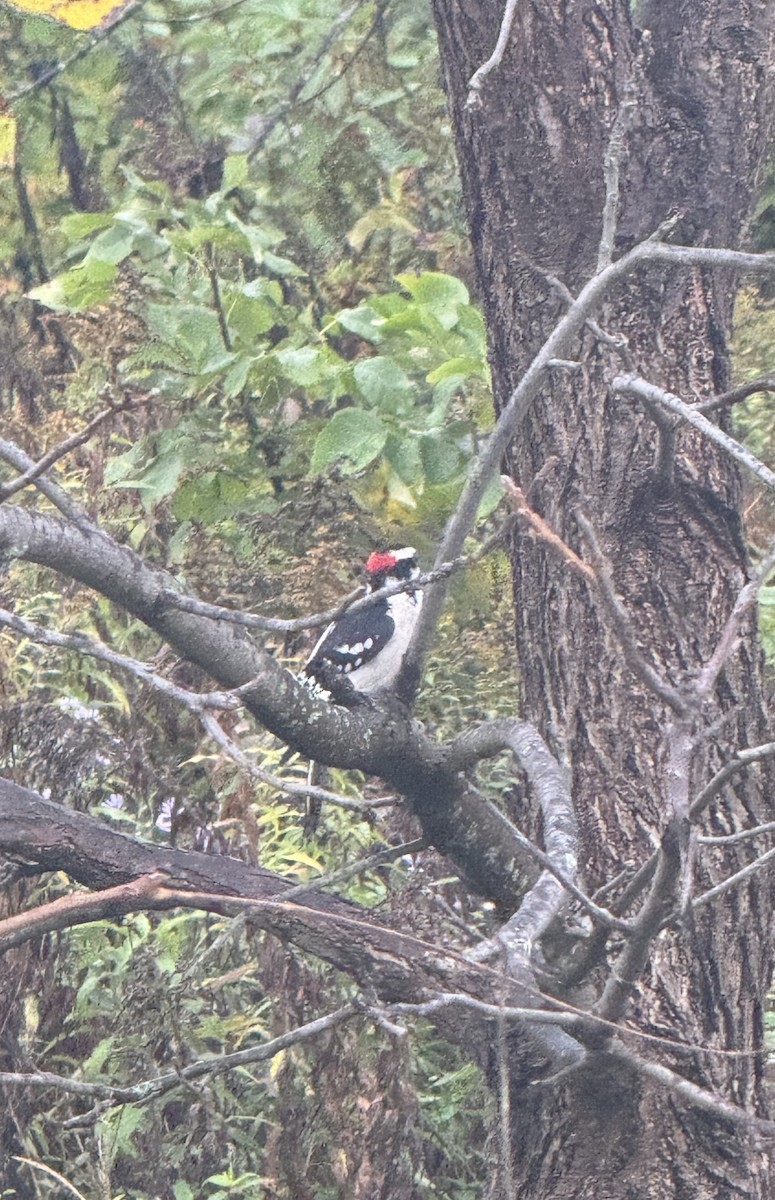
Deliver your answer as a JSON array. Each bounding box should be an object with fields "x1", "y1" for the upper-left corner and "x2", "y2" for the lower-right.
[{"x1": 393, "y1": 558, "x2": 417, "y2": 579}]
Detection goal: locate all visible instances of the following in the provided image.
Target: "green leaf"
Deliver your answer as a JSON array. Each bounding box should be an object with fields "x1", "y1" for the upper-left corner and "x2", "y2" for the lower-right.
[
  {"x1": 263, "y1": 249, "x2": 306, "y2": 277},
  {"x1": 426, "y1": 356, "x2": 482, "y2": 385},
  {"x1": 222, "y1": 153, "x2": 249, "y2": 190},
  {"x1": 310, "y1": 408, "x2": 387, "y2": 475},
  {"x1": 173, "y1": 1183, "x2": 195, "y2": 1200},
  {"x1": 27, "y1": 261, "x2": 117, "y2": 312},
  {"x1": 420, "y1": 435, "x2": 463, "y2": 484},
  {"x1": 384, "y1": 433, "x2": 422, "y2": 484},
  {"x1": 84, "y1": 221, "x2": 137, "y2": 265},
  {"x1": 81, "y1": 1034, "x2": 116, "y2": 1077},
  {"x1": 354, "y1": 356, "x2": 413, "y2": 410},
  {"x1": 275, "y1": 345, "x2": 325, "y2": 387},
  {"x1": 60, "y1": 211, "x2": 114, "y2": 241},
  {"x1": 395, "y1": 271, "x2": 470, "y2": 330},
  {"x1": 477, "y1": 473, "x2": 505, "y2": 519},
  {"x1": 335, "y1": 304, "x2": 385, "y2": 343}
]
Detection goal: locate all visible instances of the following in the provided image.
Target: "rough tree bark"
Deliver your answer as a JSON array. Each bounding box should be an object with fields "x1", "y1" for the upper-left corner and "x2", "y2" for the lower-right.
[{"x1": 432, "y1": 1, "x2": 775, "y2": 1196}]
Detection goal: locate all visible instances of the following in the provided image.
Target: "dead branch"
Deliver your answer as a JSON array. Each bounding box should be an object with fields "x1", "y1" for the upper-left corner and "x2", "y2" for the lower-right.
[
  {"x1": 467, "y1": 0, "x2": 521, "y2": 103},
  {"x1": 500, "y1": 477, "x2": 594, "y2": 582},
  {"x1": 0, "y1": 438, "x2": 96, "y2": 531}
]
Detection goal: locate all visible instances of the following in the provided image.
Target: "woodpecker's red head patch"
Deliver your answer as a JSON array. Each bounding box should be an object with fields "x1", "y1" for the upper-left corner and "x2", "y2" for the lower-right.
[{"x1": 365, "y1": 551, "x2": 397, "y2": 576}]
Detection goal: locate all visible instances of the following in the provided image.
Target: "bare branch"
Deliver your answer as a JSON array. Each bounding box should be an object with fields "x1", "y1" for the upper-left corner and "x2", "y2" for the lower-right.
[
  {"x1": 0, "y1": 872, "x2": 171, "y2": 954},
  {"x1": 279, "y1": 838, "x2": 425, "y2": 901},
  {"x1": 597, "y1": 85, "x2": 637, "y2": 272},
  {"x1": 501, "y1": 477, "x2": 594, "y2": 582},
  {"x1": 693, "y1": 847, "x2": 775, "y2": 911},
  {"x1": 1, "y1": 1005, "x2": 358, "y2": 1114},
  {"x1": 693, "y1": 541, "x2": 775, "y2": 704},
  {"x1": 404, "y1": 232, "x2": 775, "y2": 698},
  {"x1": 446, "y1": 717, "x2": 624, "y2": 931},
  {"x1": 696, "y1": 377, "x2": 775, "y2": 414},
  {"x1": 0, "y1": 607, "x2": 237, "y2": 714},
  {"x1": 467, "y1": 0, "x2": 521, "y2": 104},
  {"x1": 245, "y1": 1, "x2": 364, "y2": 160},
  {"x1": 0, "y1": 438, "x2": 96, "y2": 530},
  {"x1": 613, "y1": 373, "x2": 775, "y2": 494},
  {"x1": 699, "y1": 821, "x2": 775, "y2": 846},
  {"x1": 199, "y1": 711, "x2": 391, "y2": 815},
  {"x1": 606, "y1": 1041, "x2": 775, "y2": 1138},
  {"x1": 8, "y1": 0, "x2": 145, "y2": 102},
  {"x1": 639, "y1": 243, "x2": 775, "y2": 274},
  {"x1": 155, "y1": 535, "x2": 500, "y2": 635},
  {"x1": 0, "y1": 397, "x2": 146, "y2": 503},
  {"x1": 691, "y1": 741, "x2": 775, "y2": 822},
  {"x1": 592, "y1": 828, "x2": 683, "y2": 1027}
]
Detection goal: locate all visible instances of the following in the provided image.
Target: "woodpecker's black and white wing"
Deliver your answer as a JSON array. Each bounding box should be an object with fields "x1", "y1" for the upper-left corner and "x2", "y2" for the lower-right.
[{"x1": 304, "y1": 599, "x2": 395, "y2": 688}]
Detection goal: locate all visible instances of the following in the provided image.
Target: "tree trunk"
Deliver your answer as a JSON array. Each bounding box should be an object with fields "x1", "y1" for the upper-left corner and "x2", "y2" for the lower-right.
[{"x1": 432, "y1": 1, "x2": 775, "y2": 1196}]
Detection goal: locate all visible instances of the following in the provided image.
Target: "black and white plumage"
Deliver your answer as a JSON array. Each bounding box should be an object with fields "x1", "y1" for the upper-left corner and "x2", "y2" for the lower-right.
[{"x1": 302, "y1": 547, "x2": 422, "y2": 698}]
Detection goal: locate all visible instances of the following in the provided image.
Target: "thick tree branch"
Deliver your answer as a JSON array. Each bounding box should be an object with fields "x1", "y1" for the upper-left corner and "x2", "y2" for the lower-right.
[
  {"x1": 0, "y1": 778, "x2": 582, "y2": 1073},
  {"x1": 0, "y1": 503, "x2": 551, "y2": 907}
]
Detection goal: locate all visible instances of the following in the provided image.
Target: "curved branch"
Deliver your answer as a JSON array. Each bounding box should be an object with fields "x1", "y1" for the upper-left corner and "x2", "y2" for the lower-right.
[{"x1": 0, "y1": 777, "x2": 581, "y2": 1072}]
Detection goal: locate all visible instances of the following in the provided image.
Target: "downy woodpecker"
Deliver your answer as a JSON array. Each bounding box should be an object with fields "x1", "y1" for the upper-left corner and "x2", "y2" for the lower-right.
[{"x1": 302, "y1": 547, "x2": 422, "y2": 698}]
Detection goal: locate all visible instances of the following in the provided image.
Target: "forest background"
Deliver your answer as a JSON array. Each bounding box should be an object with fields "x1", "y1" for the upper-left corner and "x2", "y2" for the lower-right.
[{"x1": 1, "y1": 0, "x2": 775, "y2": 1197}]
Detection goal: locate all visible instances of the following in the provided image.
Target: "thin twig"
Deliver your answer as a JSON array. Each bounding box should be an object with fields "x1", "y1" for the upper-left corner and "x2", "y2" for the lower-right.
[
  {"x1": 501, "y1": 477, "x2": 594, "y2": 582},
  {"x1": 467, "y1": 0, "x2": 521, "y2": 103},
  {"x1": 9, "y1": 0, "x2": 146, "y2": 103},
  {"x1": 497, "y1": 997, "x2": 517, "y2": 1200},
  {"x1": 696, "y1": 377, "x2": 775, "y2": 414},
  {"x1": 199, "y1": 712, "x2": 392, "y2": 814},
  {"x1": 592, "y1": 832, "x2": 683, "y2": 1027},
  {"x1": 614, "y1": 373, "x2": 775, "y2": 495},
  {"x1": 699, "y1": 820, "x2": 775, "y2": 846},
  {"x1": 0, "y1": 396, "x2": 148, "y2": 503},
  {"x1": 4, "y1": 1006, "x2": 358, "y2": 1115},
  {"x1": 246, "y1": 2, "x2": 363, "y2": 160},
  {"x1": 693, "y1": 846, "x2": 775, "y2": 910},
  {"x1": 691, "y1": 741, "x2": 775, "y2": 822},
  {"x1": 0, "y1": 438, "x2": 97, "y2": 530},
  {"x1": 156, "y1": 519, "x2": 509, "y2": 636},
  {"x1": 0, "y1": 608, "x2": 236, "y2": 713},
  {"x1": 301, "y1": 0, "x2": 390, "y2": 106},
  {"x1": 12, "y1": 1158, "x2": 88, "y2": 1200},
  {"x1": 693, "y1": 537, "x2": 775, "y2": 701},
  {"x1": 206, "y1": 247, "x2": 232, "y2": 352},
  {"x1": 389, "y1": 991, "x2": 769, "y2": 1060},
  {"x1": 278, "y1": 838, "x2": 425, "y2": 901}
]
